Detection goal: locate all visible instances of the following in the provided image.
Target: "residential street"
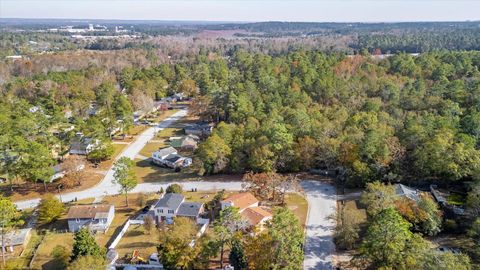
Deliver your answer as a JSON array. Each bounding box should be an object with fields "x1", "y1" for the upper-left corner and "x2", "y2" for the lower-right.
[
  {"x1": 13, "y1": 109, "x2": 336, "y2": 269},
  {"x1": 301, "y1": 180, "x2": 337, "y2": 270}
]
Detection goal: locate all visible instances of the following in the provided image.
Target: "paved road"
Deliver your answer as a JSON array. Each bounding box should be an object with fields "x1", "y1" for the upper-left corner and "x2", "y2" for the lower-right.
[
  {"x1": 301, "y1": 180, "x2": 337, "y2": 270},
  {"x1": 13, "y1": 109, "x2": 337, "y2": 269},
  {"x1": 14, "y1": 109, "x2": 188, "y2": 210}
]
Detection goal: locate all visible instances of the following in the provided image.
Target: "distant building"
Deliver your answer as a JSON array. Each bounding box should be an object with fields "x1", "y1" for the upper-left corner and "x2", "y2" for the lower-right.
[
  {"x1": 69, "y1": 136, "x2": 100, "y2": 155},
  {"x1": 169, "y1": 135, "x2": 199, "y2": 150},
  {"x1": 151, "y1": 147, "x2": 192, "y2": 169},
  {"x1": 394, "y1": 184, "x2": 421, "y2": 202},
  {"x1": 67, "y1": 204, "x2": 115, "y2": 233},
  {"x1": 184, "y1": 123, "x2": 213, "y2": 137}
]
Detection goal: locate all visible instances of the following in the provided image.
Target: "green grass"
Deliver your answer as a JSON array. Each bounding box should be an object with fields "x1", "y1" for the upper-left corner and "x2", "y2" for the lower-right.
[
  {"x1": 139, "y1": 141, "x2": 167, "y2": 158},
  {"x1": 447, "y1": 194, "x2": 466, "y2": 206},
  {"x1": 132, "y1": 158, "x2": 198, "y2": 183}
]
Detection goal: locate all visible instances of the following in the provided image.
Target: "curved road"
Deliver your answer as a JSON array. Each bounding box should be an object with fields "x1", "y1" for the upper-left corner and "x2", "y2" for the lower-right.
[{"x1": 13, "y1": 109, "x2": 336, "y2": 270}]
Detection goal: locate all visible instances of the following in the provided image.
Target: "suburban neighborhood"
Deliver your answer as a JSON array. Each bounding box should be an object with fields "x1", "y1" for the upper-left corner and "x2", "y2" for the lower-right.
[{"x1": 2, "y1": 6, "x2": 480, "y2": 270}]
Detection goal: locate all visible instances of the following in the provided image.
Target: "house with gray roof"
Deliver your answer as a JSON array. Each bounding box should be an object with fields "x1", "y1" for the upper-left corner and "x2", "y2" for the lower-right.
[
  {"x1": 69, "y1": 136, "x2": 100, "y2": 155},
  {"x1": 151, "y1": 147, "x2": 192, "y2": 169},
  {"x1": 394, "y1": 184, "x2": 421, "y2": 202},
  {"x1": 152, "y1": 193, "x2": 205, "y2": 224}
]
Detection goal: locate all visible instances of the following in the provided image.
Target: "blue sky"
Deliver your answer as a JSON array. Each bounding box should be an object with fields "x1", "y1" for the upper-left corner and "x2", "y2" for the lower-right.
[{"x1": 1, "y1": 0, "x2": 480, "y2": 22}]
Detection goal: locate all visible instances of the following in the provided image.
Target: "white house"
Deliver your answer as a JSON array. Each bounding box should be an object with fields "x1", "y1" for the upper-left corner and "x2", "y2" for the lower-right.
[
  {"x1": 67, "y1": 204, "x2": 115, "y2": 233},
  {"x1": 152, "y1": 193, "x2": 205, "y2": 224},
  {"x1": 151, "y1": 147, "x2": 192, "y2": 169}
]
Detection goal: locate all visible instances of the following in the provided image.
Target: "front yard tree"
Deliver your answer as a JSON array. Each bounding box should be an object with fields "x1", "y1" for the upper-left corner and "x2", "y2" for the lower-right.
[
  {"x1": 0, "y1": 196, "x2": 20, "y2": 267},
  {"x1": 166, "y1": 184, "x2": 182, "y2": 194},
  {"x1": 158, "y1": 217, "x2": 199, "y2": 269},
  {"x1": 71, "y1": 228, "x2": 104, "y2": 261},
  {"x1": 229, "y1": 239, "x2": 247, "y2": 270},
  {"x1": 360, "y1": 181, "x2": 396, "y2": 216},
  {"x1": 61, "y1": 155, "x2": 86, "y2": 187},
  {"x1": 213, "y1": 206, "x2": 248, "y2": 268},
  {"x1": 112, "y1": 157, "x2": 137, "y2": 207},
  {"x1": 38, "y1": 195, "x2": 64, "y2": 225},
  {"x1": 360, "y1": 208, "x2": 414, "y2": 268},
  {"x1": 243, "y1": 172, "x2": 298, "y2": 204},
  {"x1": 87, "y1": 141, "x2": 114, "y2": 163},
  {"x1": 18, "y1": 141, "x2": 55, "y2": 191},
  {"x1": 267, "y1": 207, "x2": 304, "y2": 269}
]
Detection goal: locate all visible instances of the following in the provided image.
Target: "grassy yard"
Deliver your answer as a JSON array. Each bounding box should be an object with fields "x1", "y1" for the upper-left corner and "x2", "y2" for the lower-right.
[
  {"x1": 285, "y1": 193, "x2": 309, "y2": 227},
  {"x1": 138, "y1": 141, "x2": 167, "y2": 158},
  {"x1": 31, "y1": 232, "x2": 74, "y2": 270},
  {"x1": 132, "y1": 158, "x2": 198, "y2": 183},
  {"x1": 115, "y1": 224, "x2": 160, "y2": 263}
]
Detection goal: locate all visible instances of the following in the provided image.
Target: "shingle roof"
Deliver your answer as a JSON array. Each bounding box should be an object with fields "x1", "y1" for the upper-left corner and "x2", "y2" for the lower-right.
[
  {"x1": 155, "y1": 193, "x2": 184, "y2": 209},
  {"x1": 222, "y1": 192, "x2": 259, "y2": 211},
  {"x1": 395, "y1": 184, "x2": 420, "y2": 201},
  {"x1": 67, "y1": 204, "x2": 112, "y2": 219},
  {"x1": 154, "y1": 147, "x2": 177, "y2": 158},
  {"x1": 241, "y1": 207, "x2": 272, "y2": 226},
  {"x1": 177, "y1": 202, "x2": 203, "y2": 217}
]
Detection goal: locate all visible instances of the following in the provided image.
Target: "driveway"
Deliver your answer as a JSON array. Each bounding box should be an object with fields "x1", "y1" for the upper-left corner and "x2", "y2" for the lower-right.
[
  {"x1": 13, "y1": 109, "x2": 337, "y2": 269},
  {"x1": 301, "y1": 180, "x2": 337, "y2": 270},
  {"x1": 14, "y1": 109, "x2": 188, "y2": 210}
]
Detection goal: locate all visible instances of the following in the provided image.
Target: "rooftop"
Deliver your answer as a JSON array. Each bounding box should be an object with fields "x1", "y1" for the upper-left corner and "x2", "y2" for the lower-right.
[
  {"x1": 155, "y1": 193, "x2": 184, "y2": 209},
  {"x1": 5, "y1": 228, "x2": 31, "y2": 246},
  {"x1": 395, "y1": 184, "x2": 420, "y2": 202},
  {"x1": 177, "y1": 202, "x2": 203, "y2": 217},
  {"x1": 241, "y1": 207, "x2": 272, "y2": 226},
  {"x1": 222, "y1": 192, "x2": 259, "y2": 211},
  {"x1": 153, "y1": 147, "x2": 177, "y2": 158},
  {"x1": 67, "y1": 204, "x2": 113, "y2": 219}
]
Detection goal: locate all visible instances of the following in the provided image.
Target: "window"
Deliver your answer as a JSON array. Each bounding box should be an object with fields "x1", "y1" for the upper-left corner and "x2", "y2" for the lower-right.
[
  {"x1": 168, "y1": 210, "x2": 174, "y2": 214},
  {"x1": 76, "y1": 218, "x2": 80, "y2": 223},
  {"x1": 159, "y1": 209, "x2": 164, "y2": 214}
]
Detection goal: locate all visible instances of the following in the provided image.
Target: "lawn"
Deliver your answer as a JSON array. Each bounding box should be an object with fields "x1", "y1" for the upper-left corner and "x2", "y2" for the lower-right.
[
  {"x1": 132, "y1": 158, "x2": 198, "y2": 183},
  {"x1": 115, "y1": 224, "x2": 160, "y2": 263},
  {"x1": 31, "y1": 232, "x2": 74, "y2": 270},
  {"x1": 138, "y1": 141, "x2": 167, "y2": 158},
  {"x1": 96, "y1": 193, "x2": 159, "y2": 247},
  {"x1": 285, "y1": 193, "x2": 309, "y2": 227}
]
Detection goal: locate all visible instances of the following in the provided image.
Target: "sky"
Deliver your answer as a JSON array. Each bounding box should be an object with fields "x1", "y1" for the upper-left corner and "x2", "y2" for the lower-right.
[{"x1": 1, "y1": 0, "x2": 480, "y2": 22}]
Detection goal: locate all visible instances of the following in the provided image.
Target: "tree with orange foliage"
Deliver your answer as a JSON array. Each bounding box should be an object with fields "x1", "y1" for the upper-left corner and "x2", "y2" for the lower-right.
[{"x1": 242, "y1": 172, "x2": 298, "y2": 205}]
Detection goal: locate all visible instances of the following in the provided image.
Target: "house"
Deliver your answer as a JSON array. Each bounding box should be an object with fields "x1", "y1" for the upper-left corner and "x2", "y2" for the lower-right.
[
  {"x1": 151, "y1": 147, "x2": 192, "y2": 169},
  {"x1": 240, "y1": 207, "x2": 272, "y2": 229},
  {"x1": 50, "y1": 164, "x2": 66, "y2": 182},
  {"x1": 152, "y1": 193, "x2": 205, "y2": 224},
  {"x1": 394, "y1": 184, "x2": 421, "y2": 202},
  {"x1": 67, "y1": 204, "x2": 115, "y2": 233},
  {"x1": 4, "y1": 228, "x2": 31, "y2": 253},
  {"x1": 69, "y1": 136, "x2": 100, "y2": 155},
  {"x1": 221, "y1": 192, "x2": 260, "y2": 212},
  {"x1": 184, "y1": 123, "x2": 213, "y2": 137},
  {"x1": 169, "y1": 135, "x2": 198, "y2": 150}
]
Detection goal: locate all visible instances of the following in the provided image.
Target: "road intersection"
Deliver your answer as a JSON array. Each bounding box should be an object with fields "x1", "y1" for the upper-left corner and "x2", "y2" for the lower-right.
[{"x1": 13, "y1": 108, "x2": 336, "y2": 270}]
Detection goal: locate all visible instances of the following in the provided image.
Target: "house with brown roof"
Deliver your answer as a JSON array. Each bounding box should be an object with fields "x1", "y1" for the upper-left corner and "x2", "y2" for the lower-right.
[
  {"x1": 67, "y1": 204, "x2": 115, "y2": 233},
  {"x1": 241, "y1": 207, "x2": 272, "y2": 229},
  {"x1": 221, "y1": 192, "x2": 259, "y2": 213}
]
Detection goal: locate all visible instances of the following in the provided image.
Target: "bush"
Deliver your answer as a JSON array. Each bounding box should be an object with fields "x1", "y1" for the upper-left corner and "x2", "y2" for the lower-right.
[
  {"x1": 166, "y1": 184, "x2": 183, "y2": 194},
  {"x1": 51, "y1": 245, "x2": 69, "y2": 270},
  {"x1": 444, "y1": 219, "x2": 458, "y2": 232}
]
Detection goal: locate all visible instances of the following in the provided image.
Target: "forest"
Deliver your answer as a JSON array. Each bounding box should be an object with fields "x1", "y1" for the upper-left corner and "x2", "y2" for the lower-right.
[{"x1": 2, "y1": 46, "x2": 480, "y2": 189}]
